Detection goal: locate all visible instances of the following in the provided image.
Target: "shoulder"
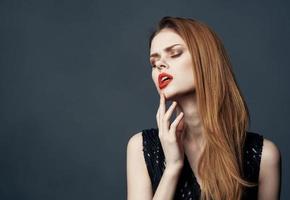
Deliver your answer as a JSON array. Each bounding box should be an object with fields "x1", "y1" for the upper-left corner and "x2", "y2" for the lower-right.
[
  {"x1": 127, "y1": 128, "x2": 157, "y2": 147},
  {"x1": 127, "y1": 128, "x2": 159, "y2": 153},
  {"x1": 260, "y1": 138, "x2": 281, "y2": 179},
  {"x1": 245, "y1": 132, "x2": 281, "y2": 171},
  {"x1": 126, "y1": 131, "x2": 144, "y2": 161},
  {"x1": 261, "y1": 138, "x2": 281, "y2": 164},
  {"x1": 127, "y1": 128, "x2": 160, "y2": 155},
  {"x1": 126, "y1": 130, "x2": 153, "y2": 199},
  {"x1": 258, "y1": 137, "x2": 281, "y2": 199},
  {"x1": 127, "y1": 131, "x2": 143, "y2": 150}
]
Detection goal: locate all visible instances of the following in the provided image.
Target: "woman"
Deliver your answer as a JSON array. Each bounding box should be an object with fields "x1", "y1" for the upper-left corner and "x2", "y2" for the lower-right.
[{"x1": 126, "y1": 16, "x2": 281, "y2": 200}]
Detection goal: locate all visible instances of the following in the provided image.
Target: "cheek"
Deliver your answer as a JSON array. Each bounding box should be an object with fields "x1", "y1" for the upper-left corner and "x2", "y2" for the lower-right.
[
  {"x1": 180, "y1": 60, "x2": 194, "y2": 78},
  {"x1": 175, "y1": 59, "x2": 195, "y2": 84},
  {"x1": 180, "y1": 56, "x2": 193, "y2": 70}
]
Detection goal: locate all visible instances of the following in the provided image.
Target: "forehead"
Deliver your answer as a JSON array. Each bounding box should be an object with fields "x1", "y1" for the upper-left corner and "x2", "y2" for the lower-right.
[{"x1": 150, "y1": 29, "x2": 186, "y2": 53}]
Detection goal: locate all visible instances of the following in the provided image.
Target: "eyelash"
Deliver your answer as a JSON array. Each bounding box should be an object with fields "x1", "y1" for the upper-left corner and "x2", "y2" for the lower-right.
[{"x1": 151, "y1": 52, "x2": 182, "y2": 68}]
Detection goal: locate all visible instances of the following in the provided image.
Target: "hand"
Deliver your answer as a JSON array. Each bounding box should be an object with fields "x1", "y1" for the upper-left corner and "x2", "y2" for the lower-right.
[{"x1": 156, "y1": 93, "x2": 185, "y2": 169}]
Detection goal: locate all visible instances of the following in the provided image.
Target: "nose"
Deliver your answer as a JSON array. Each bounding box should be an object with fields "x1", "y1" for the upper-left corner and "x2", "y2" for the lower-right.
[
  {"x1": 157, "y1": 64, "x2": 166, "y2": 71},
  {"x1": 156, "y1": 60, "x2": 168, "y2": 71}
]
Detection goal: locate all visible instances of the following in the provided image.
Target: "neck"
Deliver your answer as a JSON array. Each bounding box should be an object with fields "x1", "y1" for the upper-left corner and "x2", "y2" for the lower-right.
[{"x1": 174, "y1": 93, "x2": 205, "y2": 149}]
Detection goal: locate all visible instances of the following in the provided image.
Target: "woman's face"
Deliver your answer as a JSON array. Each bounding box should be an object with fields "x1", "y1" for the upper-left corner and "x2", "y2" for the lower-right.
[{"x1": 150, "y1": 28, "x2": 195, "y2": 100}]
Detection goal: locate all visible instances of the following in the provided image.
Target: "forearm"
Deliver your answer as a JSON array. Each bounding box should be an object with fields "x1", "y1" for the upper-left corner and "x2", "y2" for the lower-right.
[{"x1": 152, "y1": 165, "x2": 182, "y2": 200}]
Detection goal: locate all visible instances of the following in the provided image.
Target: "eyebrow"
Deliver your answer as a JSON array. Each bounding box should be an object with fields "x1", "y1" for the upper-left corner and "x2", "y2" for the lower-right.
[{"x1": 150, "y1": 44, "x2": 182, "y2": 58}]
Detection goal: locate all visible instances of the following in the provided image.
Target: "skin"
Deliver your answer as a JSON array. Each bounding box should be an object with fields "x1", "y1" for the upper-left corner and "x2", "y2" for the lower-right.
[
  {"x1": 150, "y1": 28, "x2": 205, "y2": 185},
  {"x1": 126, "y1": 28, "x2": 281, "y2": 200}
]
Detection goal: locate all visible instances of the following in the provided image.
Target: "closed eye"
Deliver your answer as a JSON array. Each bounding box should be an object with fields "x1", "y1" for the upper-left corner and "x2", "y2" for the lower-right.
[
  {"x1": 171, "y1": 52, "x2": 182, "y2": 58},
  {"x1": 150, "y1": 52, "x2": 182, "y2": 69}
]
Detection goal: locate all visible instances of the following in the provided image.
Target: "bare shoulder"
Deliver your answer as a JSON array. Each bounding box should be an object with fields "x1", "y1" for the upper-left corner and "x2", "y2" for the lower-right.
[
  {"x1": 126, "y1": 132, "x2": 144, "y2": 171},
  {"x1": 127, "y1": 131, "x2": 143, "y2": 151},
  {"x1": 258, "y1": 137, "x2": 281, "y2": 199},
  {"x1": 126, "y1": 131, "x2": 153, "y2": 200},
  {"x1": 260, "y1": 138, "x2": 281, "y2": 169}
]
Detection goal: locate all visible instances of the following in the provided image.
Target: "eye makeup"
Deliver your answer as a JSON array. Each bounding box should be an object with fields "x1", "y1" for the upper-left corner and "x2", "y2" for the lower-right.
[{"x1": 150, "y1": 48, "x2": 183, "y2": 66}]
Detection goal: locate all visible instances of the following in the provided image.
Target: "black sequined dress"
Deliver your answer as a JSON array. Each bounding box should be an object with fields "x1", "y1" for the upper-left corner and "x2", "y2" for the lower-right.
[{"x1": 142, "y1": 128, "x2": 264, "y2": 200}]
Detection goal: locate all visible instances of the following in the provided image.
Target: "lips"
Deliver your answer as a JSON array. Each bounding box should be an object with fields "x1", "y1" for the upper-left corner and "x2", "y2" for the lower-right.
[{"x1": 158, "y1": 72, "x2": 173, "y2": 89}]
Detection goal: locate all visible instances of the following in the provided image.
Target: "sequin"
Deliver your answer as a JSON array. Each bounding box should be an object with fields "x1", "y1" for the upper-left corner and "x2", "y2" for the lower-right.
[
  {"x1": 252, "y1": 148, "x2": 257, "y2": 153},
  {"x1": 141, "y1": 128, "x2": 263, "y2": 199}
]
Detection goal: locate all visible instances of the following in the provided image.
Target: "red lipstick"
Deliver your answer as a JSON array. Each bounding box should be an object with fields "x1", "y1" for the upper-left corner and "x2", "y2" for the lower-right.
[{"x1": 158, "y1": 72, "x2": 173, "y2": 89}]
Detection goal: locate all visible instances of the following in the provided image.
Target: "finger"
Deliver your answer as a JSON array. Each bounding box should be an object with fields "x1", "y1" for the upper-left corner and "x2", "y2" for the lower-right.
[
  {"x1": 169, "y1": 112, "x2": 184, "y2": 133},
  {"x1": 159, "y1": 93, "x2": 165, "y2": 118},
  {"x1": 161, "y1": 94, "x2": 171, "y2": 133},
  {"x1": 157, "y1": 94, "x2": 163, "y2": 135},
  {"x1": 164, "y1": 101, "x2": 177, "y2": 121},
  {"x1": 159, "y1": 93, "x2": 166, "y2": 134},
  {"x1": 156, "y1": 106, "x2": 160, "y2": 128}
]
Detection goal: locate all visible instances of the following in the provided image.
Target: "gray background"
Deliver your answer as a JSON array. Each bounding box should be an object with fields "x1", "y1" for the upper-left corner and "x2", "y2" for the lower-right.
[{"x1": 0, "y1": 0, "x2": 289, "y2": 199}]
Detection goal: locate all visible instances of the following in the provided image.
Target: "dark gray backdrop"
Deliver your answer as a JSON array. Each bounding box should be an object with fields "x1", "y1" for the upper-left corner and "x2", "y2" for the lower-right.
[{"x1": 0, "y1": 0, "x2": 289, "y2": 199}]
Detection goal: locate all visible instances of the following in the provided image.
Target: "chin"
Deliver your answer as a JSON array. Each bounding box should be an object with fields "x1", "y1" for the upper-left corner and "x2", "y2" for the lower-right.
[
  {"x1": 160, "y1": 87, "x2": 195, "y2": 102},
  {"x1": 160, "y1": 89, "x2": 180, "y2": 101}
]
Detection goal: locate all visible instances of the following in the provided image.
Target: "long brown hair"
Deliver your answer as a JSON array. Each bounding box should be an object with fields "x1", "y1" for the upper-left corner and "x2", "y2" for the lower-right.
[{"x1": 148, "y1": 16, "x2": 256, "y2": 200}]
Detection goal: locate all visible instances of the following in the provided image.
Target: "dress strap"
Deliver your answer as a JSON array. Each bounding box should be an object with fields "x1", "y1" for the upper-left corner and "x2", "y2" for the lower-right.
[
  {"x1": 242, "y1": 131, "x2": 264, "y2": 200},
  {"x1": 243, "y1": 131, "x2": 264, "y2": 182},
  {"x1": 142, "y1": 128, "x2": 165, "y2": 193}
]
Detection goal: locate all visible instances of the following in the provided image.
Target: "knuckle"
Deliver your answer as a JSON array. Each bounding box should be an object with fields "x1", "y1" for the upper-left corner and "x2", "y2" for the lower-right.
[
  {"x1": 170, "y1": 123, "x2": 177, "y2": 129},
  {"x1": 164, "y1": 114, "x2": 170, "y2": 121},
  {"x1": 170, "y1": 103, "x2": 176, "y2": 109}
]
